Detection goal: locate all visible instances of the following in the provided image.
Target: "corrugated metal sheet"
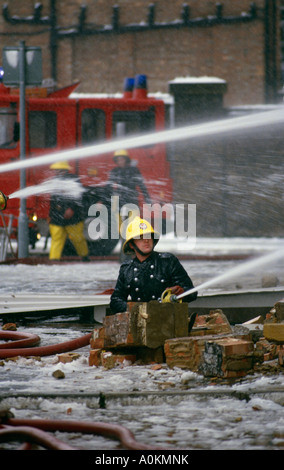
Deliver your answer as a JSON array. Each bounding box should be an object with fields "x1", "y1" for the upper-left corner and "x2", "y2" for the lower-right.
[{"x1": 0, "y1": 293, "x2": 110, "y2": 319}]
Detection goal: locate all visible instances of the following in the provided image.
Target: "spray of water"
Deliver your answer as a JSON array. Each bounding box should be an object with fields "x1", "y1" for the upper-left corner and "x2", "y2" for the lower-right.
[
  {"x1": 8, "y1": 178, "x2": 86, "y2": 200},
  {"x1": 177, "y1": 247, "x2": 284, "y2": 299},
  {"x1": 0, "y1": 107, "x2": 283, "y2": 175},
  {"x1": 0, "y1": 105, "x2": 282, "y2": 297}
]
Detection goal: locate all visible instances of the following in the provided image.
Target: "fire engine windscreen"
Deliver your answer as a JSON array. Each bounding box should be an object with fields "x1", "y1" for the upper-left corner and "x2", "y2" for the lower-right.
[{"x1": 0, "y1": 105, "x2": 18, "y2": 149}]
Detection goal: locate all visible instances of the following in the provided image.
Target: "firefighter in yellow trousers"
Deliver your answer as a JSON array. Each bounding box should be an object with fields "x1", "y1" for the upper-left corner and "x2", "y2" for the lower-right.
[{"x1": 48, "y1": 161, "x2": 89, "y2": 261}]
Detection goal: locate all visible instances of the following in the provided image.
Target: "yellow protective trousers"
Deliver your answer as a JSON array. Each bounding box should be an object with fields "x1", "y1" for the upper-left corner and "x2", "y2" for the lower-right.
[{"x1": 49, "y1": 221, "x2": 89, "y2": 260}]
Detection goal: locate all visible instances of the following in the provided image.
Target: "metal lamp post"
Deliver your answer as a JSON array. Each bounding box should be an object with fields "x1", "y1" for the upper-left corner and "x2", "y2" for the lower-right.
[
  {"x1": 2, "y1": 42, "x2": 42, "y2": 258},
  {"x1": 18, "y1": 41, "x2": 29, "y2": 259}
]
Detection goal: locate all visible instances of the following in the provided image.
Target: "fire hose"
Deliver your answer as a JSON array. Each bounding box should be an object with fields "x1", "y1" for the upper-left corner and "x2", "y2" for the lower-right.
[
  {"x1": 0, "y1": 329, "x2": 173, "y2": 450},
  {"x1": 0, "y1": 425, "x2": 75, "y2": 450},
  {"x1": 0, "y1": 329, "x2": 92, "y2": 358},
  {"x1": 0, "y1": 330, "x2": 40, "y2": 350},
  {"x1": 0, "y1": 417, "x2": 171, "y2": 450}
]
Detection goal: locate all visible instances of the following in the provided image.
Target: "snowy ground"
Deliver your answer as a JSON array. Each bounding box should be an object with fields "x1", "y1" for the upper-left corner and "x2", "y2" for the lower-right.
[{"x1": 0, "y1": 237, "x2": 284, "y2": 451}]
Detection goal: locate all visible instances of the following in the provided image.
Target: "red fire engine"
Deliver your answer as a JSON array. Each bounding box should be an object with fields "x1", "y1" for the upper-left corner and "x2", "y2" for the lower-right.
[{"x1": 0, "y1": 75, "x2": 173, "y2": 256}]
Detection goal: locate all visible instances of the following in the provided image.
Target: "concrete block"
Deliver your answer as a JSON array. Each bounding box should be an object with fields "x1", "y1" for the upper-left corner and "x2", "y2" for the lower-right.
[
  {"x1": 190, "y1": 310, "x2": 232, "y2": 336},
  {"x1": 263, "y1": 323, "x2": 284, "y2": 343},
  {"x1": 207, "y1": 337, "x2": 254, "y2": 357},
  {"x1": 58, "y1": 352, "x2": 80, "y2": 363},
  {"x1": 103, "y1": 312, "x2": 135, "y2": 347},
  {"x1": 235, "y1": 323, "x2": 263, "y2": 343},
  {"x1": 89, "y1": 302, "x2": 188, "y2": 367},
  {"x1": 255, "y1": 337, "x2": 280, "y2": 361},
  {"x1": 90, "y1": 337, "x2": 105, "y2": 349},
  {"x1": 89, "y1": 349, "x2": 102, "y2": 367},
  {"x1": 89, "y1": 349, "x2": 136, "y2": 368},
  {"x1": 90, "y1": 326, "x2": 109, "y2": 349},
  {"x1": 130, "y1": 301, "x2": 189, "y2": 348},
  {"x1": 200, "y1": 337, "x2": 254, "y2": 378},
  {"x1": 101, "y1": 351, "x2": 136, "y2": 369},
  {"x1": 164, "y1": 334, "x2": 227, "y2": 371},
  {"x1": 93, "y1": 301, "x2": 189, "y2": 350},
  {"x1": 231, "y1": 324, "x2": 251, "y2": 341}
]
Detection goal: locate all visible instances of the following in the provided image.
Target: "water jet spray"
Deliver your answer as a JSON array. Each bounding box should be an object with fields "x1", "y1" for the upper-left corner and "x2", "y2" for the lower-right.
[
  {"x1": 161, "y1": 248, "x2": 284, "y2": 303},
  {"x1": 0, "y1": 107, "x2": 283, "y2": 175},
  {"x1": 8, "y1": 177, "x2": 86, "y2": 201}
]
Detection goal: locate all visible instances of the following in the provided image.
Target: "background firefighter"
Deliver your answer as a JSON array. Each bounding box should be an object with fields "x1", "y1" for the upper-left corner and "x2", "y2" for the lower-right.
[
  {"x1": 110, "y1": 217, "x2": 197, "y2": 314},
  {"x1": 48, "y1": 161, "x2": 89, "y2": 261},
  {"x1": 107, "y1": 149, "x2": 153, "y2": 255},
  {"x1": 107, "y1": 149, "x2": 152, "y2": 210}
]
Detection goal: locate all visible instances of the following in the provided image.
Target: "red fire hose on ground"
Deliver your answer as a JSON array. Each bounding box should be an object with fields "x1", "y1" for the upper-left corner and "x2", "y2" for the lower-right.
[
  {"x1": 0, "y1": 417, "x2": 167, "y2": 450},
  {"x1": 0, "y1": 330, "x2": 41, "y2": 350},
  {"x1": 0, "y1": 329, "x2": 92, "y2": 358},
  {"x1": 0, "y1": 329, "x2": 175, "y2": 450},
  {"x1": 0, "y1": 424, "x2": 75, "y2": 450}
]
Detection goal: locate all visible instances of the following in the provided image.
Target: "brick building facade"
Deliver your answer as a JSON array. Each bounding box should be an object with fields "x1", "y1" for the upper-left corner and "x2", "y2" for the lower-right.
[
  {"x1": 0, "y1": 1, "x2": 283, "y2": 238},
  {"x1": 0, "y1": 0, "x2": 282, "y2": 105}
]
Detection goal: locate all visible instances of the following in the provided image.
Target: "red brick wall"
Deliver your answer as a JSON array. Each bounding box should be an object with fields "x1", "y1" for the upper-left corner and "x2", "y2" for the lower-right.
[{"x1": 0, "y1": 0, "x2": 282, "y2": 105}]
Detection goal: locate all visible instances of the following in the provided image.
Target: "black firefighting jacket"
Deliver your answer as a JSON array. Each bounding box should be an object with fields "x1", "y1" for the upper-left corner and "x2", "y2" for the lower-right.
[
  {"x1": 107, "y1": 165, "x2": 151, "y2": 207},
  {"x1": 110, "y1": 251, "x2": 197, "y2": 314},
  {"x1": 49, "y1": 174, "x2": 85, "y2": 226}
]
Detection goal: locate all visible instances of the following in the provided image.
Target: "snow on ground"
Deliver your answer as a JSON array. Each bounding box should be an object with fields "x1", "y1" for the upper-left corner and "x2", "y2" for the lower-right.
[
  {"x1": 0, "y1": 238, "x2": 284, "y2": 450},
  {"x1": 1, "y1": 336, "x2": 284, "y2": 450}
]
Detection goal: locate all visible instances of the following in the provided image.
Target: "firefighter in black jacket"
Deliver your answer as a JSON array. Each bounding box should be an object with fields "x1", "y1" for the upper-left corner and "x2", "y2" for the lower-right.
[
  {"x1": 48, "y1": 161, "x2": 89, "y2": 261},
  {"x1": 110, "y1": 217, "x2": 197, "y2": 314},
  {"x1": 108, "y1": 149, "x2": 151, "y2": 209}
]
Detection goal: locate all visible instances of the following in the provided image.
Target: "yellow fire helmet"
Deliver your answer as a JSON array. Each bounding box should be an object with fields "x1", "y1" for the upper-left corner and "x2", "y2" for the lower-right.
[
  {"x1": 123, "y1": 216, "x2": 160, "y2": 254},
  {"x1": 50, "y1": 161, "x2": 72, "y2": 171},
  {"x1": 0, "y1": 191, "x2": 8, "y2": 211},
  {"x1": 113, "y1": 149, "x2": 131, "y2": 162}
]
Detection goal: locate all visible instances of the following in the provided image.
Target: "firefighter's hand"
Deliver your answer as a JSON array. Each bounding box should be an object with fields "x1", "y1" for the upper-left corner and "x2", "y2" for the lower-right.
[
  {"x1": 167, "y1": 285, "x2": 184, "y2": 296},
  {"x1": 64, "y1": 208, "x2": 74, "y2": 219}
]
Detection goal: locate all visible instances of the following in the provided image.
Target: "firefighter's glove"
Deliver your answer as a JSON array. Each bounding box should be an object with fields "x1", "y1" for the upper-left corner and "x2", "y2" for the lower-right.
[{"x1": 167, "y1": 285, "x2": 184, "y2": 296}]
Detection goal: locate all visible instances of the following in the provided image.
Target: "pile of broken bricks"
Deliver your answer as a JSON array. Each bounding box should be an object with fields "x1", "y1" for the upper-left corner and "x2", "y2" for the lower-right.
[{"x1": 88, "y1": 299, "x2": 284, "y2": 379}]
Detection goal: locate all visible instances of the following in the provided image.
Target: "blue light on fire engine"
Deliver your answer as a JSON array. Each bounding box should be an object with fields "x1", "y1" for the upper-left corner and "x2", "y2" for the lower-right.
[
  {"x1": 0, "y1": 67, "x2": 4, "y2": 82},
  {"x1": 124, "y1": 77, "x2": 134, "y2": 92},
  {"x1": 134, "y1": 74, "x2": 147, "y2": 89}
]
